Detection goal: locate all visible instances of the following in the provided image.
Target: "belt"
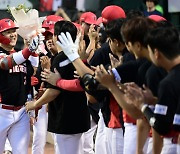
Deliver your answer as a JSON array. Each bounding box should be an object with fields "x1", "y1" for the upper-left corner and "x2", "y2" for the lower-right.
[{"x1": 0, "y1": 104, "x2": 23, "y2": 111}]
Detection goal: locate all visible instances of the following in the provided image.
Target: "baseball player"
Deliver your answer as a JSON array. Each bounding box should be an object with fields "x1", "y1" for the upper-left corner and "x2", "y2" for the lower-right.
[
  {"x1": 124, "y1": 26, "x2": 180, "y2": 154},
  {"x1": 31, "y1": 15, "x2": 63, "y2": 154},
  {"x1": 26, "y1": 20, "x2": 90, "y2": 154},
  {"x1": 0, "y1": 18, "x2": 43, "y2": 154}
]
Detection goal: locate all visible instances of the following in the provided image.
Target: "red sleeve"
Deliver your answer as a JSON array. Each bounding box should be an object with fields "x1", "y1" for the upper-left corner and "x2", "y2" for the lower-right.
[{"x1": 56, "y1": 79, "x2": 84, "y2": 91}]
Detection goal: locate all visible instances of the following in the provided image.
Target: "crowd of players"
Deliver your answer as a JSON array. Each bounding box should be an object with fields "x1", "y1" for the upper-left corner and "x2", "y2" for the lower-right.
[{"x1": 0, "y1": 2, "x2": 180, "y2": 154}]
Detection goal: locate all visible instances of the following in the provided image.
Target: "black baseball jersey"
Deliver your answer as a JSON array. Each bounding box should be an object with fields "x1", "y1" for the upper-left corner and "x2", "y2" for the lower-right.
[
  {"x1": 0, "y1": 47, "x2": 33, "y2": 106},
  {"x1": 143, "y1": 64, "x2": 180, "y2": 135},
  {"x1": 89, "y1": 45, "x2": 135, "y2": 127},
  {"x1": 47, "y1": 51, "x2": 90, "y2": 134},
  {"x1": 115, "y1": 58, "x2": 150, "y2": 85},
  {"x1": 89, "y1": 42, "x2": 112, "y2": 67}
]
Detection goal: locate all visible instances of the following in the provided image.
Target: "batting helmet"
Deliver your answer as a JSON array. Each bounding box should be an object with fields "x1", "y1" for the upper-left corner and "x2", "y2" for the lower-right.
[
  {"x1": 0, "y1": 18, "x2": 18, "y2": 45},
  {"x1": 0, "y1": 18, "x2": 18, "y2": 33}
]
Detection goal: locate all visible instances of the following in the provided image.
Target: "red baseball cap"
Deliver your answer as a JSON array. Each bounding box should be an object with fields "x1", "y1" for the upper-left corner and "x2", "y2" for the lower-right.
[
  {"x1": 148, "y1": 15, "x2": 166, "y2": 22},
  {"x1": 80, "y1": 12, "x2": 97, "y2": 25},
  {"x1": 42, "y1": 15, "x2": 64, "y2": 29},
  {"x1": 101, "y1": 5, "x2": 126, "y2": 24},
  {"x1": 96, "y1": 17, "x2": 103, "y2": 26}
]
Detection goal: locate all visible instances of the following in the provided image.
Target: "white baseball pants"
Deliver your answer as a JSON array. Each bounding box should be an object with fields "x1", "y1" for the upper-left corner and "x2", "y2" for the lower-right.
[
  {"x1": 0, "y1": 107, "x2": 30, "y2": 154},
  {"x1": 54, "y1": 133, "x2": 83, "y2": 154},
  {"x1": 32, "y1": 105, "x2": 48, "y2": 154}
]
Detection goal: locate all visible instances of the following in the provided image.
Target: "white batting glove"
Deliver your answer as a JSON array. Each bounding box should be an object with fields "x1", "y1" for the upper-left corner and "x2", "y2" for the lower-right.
[
  {"x1": 57, "y1": 32, "x2": 80, "y2": 62},
  {"x1": 28, "y1": 34, "x2": 45, "y2": 52}
]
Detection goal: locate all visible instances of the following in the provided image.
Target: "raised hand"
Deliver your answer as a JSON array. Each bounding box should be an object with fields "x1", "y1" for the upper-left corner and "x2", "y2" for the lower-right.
[
  {"x1": 124, "y1": 85, "x2": 144, "y2": 109},
  {"x1": 95, "y1": 64, "x2": 116, "y2": 88},
  {"x1": 40, "y1": 56, "x2": 51, "y2": 70},
  {"x1": 28, "y1": 33, "x2": 45, "y2": 52},
  {"x1": 56, "y1": 32, "x2": 80, "y2": 62},
  {"x1": 142, "y1": 84, "x2": 157, "y2": 105},
  {"x1": 41, "y1": 68, "x2": 61, "y2": 86},
  {"x1": 109, "y1": 53, "x2": 122, "y2": 68}
]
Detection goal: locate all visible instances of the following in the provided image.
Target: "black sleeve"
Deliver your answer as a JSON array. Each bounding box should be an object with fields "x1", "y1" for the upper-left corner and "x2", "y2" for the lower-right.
[
  {"x1": 145, "y1": 65, "x2": 167, "y2": 96},
  {"x1": 173, "y1": 100, "x2": 180, "y2": 131},
  {"x1": 122, "y1": 51, "x2": 135, "y2": 64},
  {"x1": 143, "y1": 80, "x2": 177, "y2": 135},
  {"x1": 89, "y1": 43, "x2": 112, "y2": 67},
  {"x1": 115, "y1": 60, "x2": 140, "y2": 84}
]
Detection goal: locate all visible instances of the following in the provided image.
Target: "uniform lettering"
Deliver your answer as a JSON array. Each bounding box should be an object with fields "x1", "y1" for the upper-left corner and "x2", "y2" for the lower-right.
[{"x1": 9, "y1": 64, "x2": 27, "y2": 73}]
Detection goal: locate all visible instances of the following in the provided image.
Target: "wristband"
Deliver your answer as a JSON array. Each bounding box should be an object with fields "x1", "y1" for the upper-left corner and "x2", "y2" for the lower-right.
[
  {"x1": 67, "y1": 52, "x2": 80, "y2": 62},
  {"x1": 13, "y1": 48, "x2": 31, "y2": 65},
  {"x1": 141, "y1": 104, "x2": 148, "y2": 113},
  {"x1": 29, "y1": 55, "x2": 39, "y2": 67}
]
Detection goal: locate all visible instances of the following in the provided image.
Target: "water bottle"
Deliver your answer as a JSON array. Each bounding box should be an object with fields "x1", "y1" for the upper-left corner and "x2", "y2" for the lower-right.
[{"x1": 27, "y1": 94, "x2": 35, "y2": 118}]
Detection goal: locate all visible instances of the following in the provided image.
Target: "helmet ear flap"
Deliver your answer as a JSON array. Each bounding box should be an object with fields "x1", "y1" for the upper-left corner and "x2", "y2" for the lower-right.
[{"x1": 0, "y1": 33, "x2": 11, "y2": 45}]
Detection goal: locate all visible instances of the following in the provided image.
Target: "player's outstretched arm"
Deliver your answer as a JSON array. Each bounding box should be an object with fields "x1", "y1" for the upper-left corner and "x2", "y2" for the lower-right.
[
  {"x1": 95, "y1": 64, "x2": 143, "y2": 119},
  {"x1": 0, "y1": 34, "x2": 44, "y2": 70},
  {"x1": 57, "y1": 32, "x2": 94, "y2": 77},
  {"x1": 25, "y1": 88, "x2": 60, "y2": 111}
]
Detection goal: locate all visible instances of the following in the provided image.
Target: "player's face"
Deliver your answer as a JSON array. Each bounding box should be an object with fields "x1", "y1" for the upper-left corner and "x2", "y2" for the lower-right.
[
  {"x1": 148, "y1": 45, "x2": 159, "y2": 66},
  {"x1": 46, "y1": 33, "x2": 57, "y2": 53},
  {"x1": 53, "y1": 34, "x2": 62, "y2": 52},
  {"x1": 109, "y1": 38, "x2": 123, "y2": 55},
  {"x1": 2, "y1": 28, "x2": 17, "y2": 47},
  {"x1": 125, "y1": 41, "x2": 140, "y2": 59},
  {"x1": 81, "y1": 22, "x2": 90, "y2": 35}
]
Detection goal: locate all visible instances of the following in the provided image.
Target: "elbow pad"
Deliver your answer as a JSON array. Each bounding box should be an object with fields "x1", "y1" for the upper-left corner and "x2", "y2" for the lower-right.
[{"x1": 80, "y1": 73, "x2": 99, "y2": 94}]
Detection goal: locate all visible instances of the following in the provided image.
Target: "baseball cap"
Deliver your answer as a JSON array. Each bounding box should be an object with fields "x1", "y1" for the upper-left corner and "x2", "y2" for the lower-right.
[
  {"x1": 96, "y1": 17, "x2": 103, "y2": 26},
  {"x1": 80, "y1": 12, "x2": 97, "y2": 25},
  {"x1": 42, "y1": 15, "x2": 64, "y2": 29},
  {"x1": 101, "y1": 5, "x2": 126, "y2": 24},
  {"x1": 148, "y1": 15, "x2": 166, "y2": 22}
]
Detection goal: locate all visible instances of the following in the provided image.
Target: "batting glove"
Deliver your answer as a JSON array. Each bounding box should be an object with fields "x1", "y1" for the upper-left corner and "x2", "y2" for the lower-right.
[
  {"x1": 28, "y1": 34, "x2": 45, "y2": 52},
  {"x1": 57, "y1": 32, "x2": 80, "y2": 62}
]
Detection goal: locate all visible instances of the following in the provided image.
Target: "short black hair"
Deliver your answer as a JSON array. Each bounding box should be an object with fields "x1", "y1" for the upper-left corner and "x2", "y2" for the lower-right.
[
  {"x1": 54, "y1": 20, "x2": 77, "y2": 42},
  {"x1": 145, "y1": 27, "x2": 180, "y2": 60},
  {"x1": 105, "y1": 18, "x2": 124, "y2": 42},
  {"x1": 121, "y1": 16, "x2": 157, "y2": 46},
  {"x1": 126, "y1": 10, "x2": 144, "y2": 20},
  {"x1": 144, "y1": 0, "x2": 158, "y2": 5}
]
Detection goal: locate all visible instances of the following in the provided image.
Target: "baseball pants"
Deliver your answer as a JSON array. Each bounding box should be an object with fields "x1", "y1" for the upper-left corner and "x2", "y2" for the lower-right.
[
  {"x1": 0, "y1": 106, "x2": 30, "y2": 154},
  {"x1": 105, "y1": 127, "x2": 124, "y2": 154},
  {"x1": 161, "y1": 138, "x2": 178, "y2": 154},
  {"x1": 54, "y1": 133, "x2": 83, "y2": 154},
  {"x1": 123, "y1": 123, "x2": 137, "y2": 154},
  {"x1": 32, "y1": 105, "x2": 48, "y2": 154},
  {"x1": 94, "y1": 110, "x2": 108, "y2": 154}
]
